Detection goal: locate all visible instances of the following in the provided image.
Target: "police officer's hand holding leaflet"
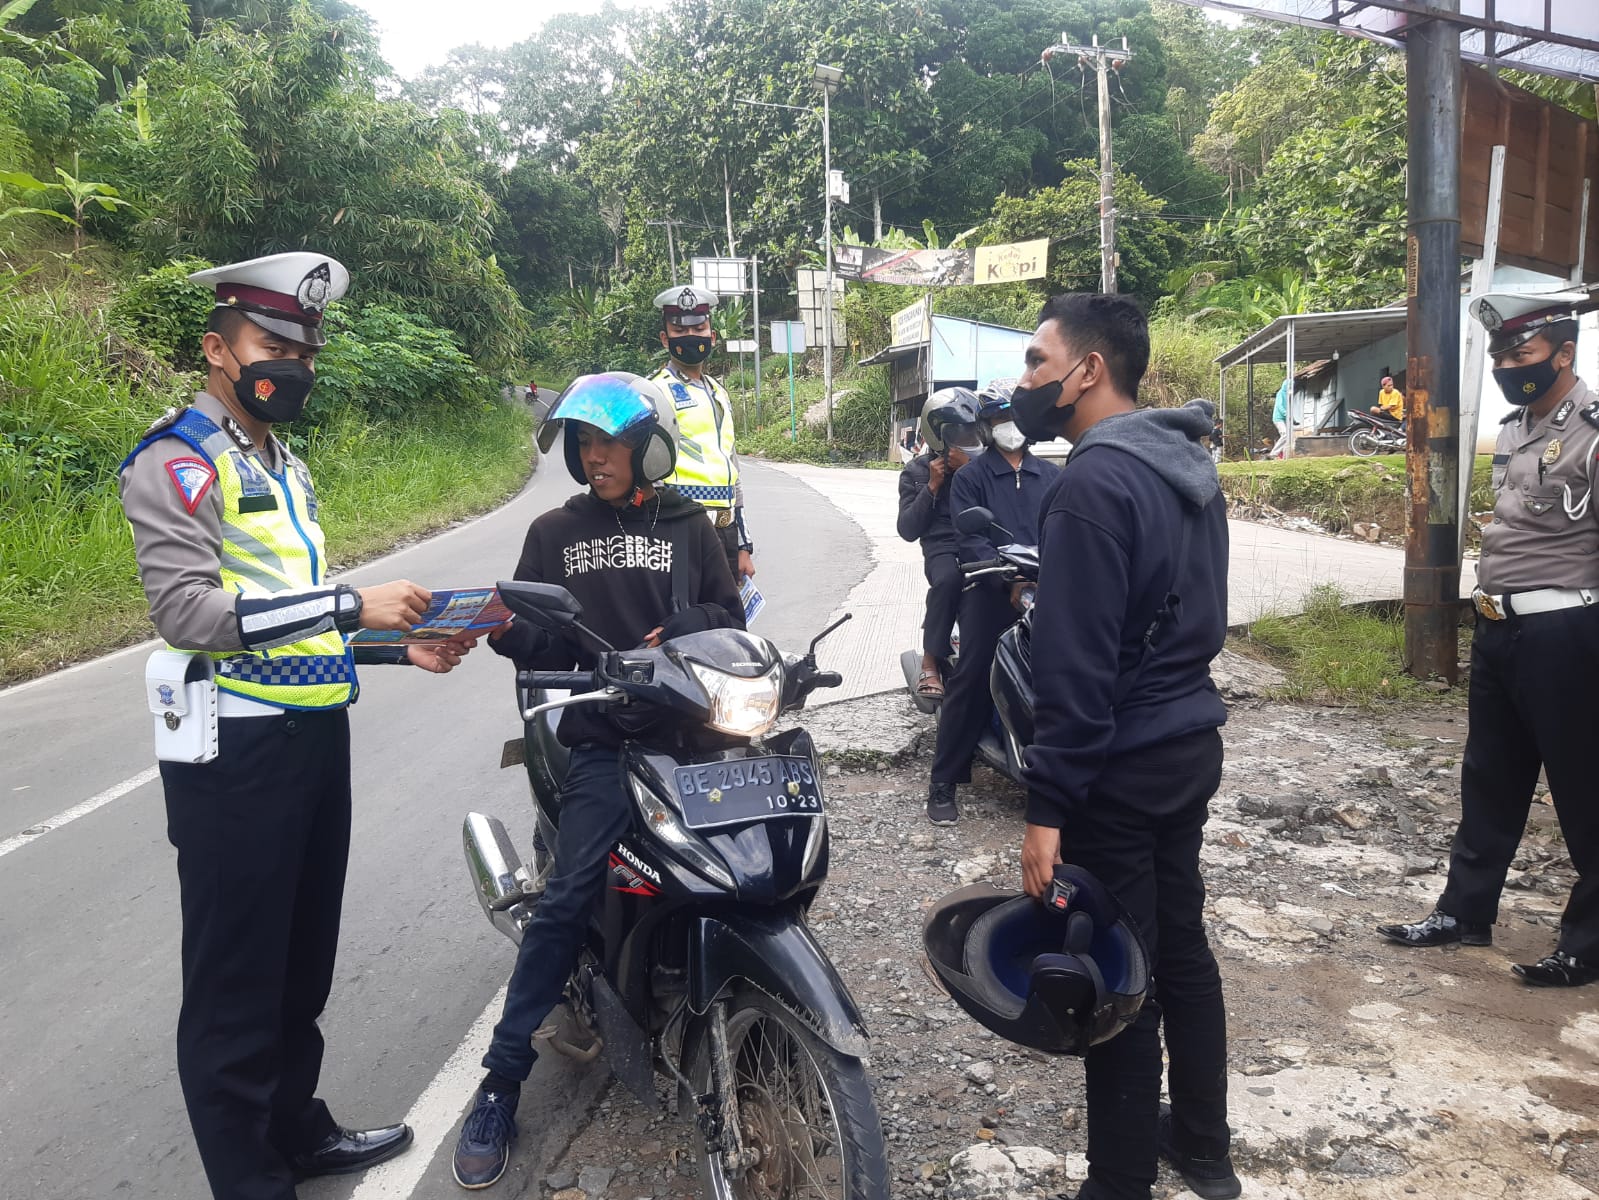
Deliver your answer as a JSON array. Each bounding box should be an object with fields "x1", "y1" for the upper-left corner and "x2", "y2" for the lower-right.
[
  {"x1": 117, "y1": 253, "x2": 477, "y2": 1200},
  {"x1": 1377, "y1": 292, "x2": 1599, "y2": 989},
  {"x1": 1009, "y1": 294, "x2": 1239, "y2": 1200},
  {"x1": 452, "y1": 373, "x2": 744, "y2": 1190},
  {"x1": 925, "y1": 382, "x2": 1059, "y2": 825}
]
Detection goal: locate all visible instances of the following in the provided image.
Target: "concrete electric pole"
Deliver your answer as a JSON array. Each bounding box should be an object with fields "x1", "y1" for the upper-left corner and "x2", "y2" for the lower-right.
[{"x1": 1043, "y1": 34, "x2": 1132, "y2": 294}]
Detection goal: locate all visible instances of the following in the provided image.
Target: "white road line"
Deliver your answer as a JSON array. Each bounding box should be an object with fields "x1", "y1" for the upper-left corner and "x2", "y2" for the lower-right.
[
  {"x1": 346, "y1": 985, "x2": 507, "y2": 1200},
  {"x1": 0, "y1": 766, "x2": 160, "y2": 860}
]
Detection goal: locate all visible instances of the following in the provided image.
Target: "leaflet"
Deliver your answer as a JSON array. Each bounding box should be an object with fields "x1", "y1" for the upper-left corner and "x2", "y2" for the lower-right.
[
  {"x1": 347, "y1": 586, "x2": 512, "y2": 645},
  {"x1": 740, "y1": 577, "x2": 766, "y2": 625}
]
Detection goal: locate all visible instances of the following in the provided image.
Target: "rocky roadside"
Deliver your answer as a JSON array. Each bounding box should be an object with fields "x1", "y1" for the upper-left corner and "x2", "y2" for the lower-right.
[{"x1": 506, "y1": 666, "x2": 1597, "y2": 1200}]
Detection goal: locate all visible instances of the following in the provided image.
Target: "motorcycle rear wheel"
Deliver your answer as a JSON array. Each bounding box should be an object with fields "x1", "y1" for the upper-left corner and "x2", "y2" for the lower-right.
[
  {"x1": 687, "y1": 989, "x2": 889, "y2": 1200},
  {"x1": 1349, "y1": 429, "x2": 1382, "y2": 457}
]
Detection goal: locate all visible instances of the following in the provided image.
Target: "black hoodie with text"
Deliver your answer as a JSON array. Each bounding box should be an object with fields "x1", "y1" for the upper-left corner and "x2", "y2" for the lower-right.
[{"x1": 493, "y1": 488, "x2": 745, "y2": 746}]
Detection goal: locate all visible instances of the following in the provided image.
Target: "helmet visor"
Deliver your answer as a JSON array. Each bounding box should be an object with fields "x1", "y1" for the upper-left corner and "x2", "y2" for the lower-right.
[{"x1": 537, "y1": 373, "x2": 658, "y2": 453}]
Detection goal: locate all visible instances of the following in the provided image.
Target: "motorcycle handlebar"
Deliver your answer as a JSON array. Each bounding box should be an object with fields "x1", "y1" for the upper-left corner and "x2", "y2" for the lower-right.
[
  {"x1": 963, "y1": 559, "x2": 1003, "y2": 574},
  {"x1": 515, "y1": 670, "x2": 599, "y2": 692},
  {"x1": 812, "y1": 671, "x2": 843, "y2": 689}
]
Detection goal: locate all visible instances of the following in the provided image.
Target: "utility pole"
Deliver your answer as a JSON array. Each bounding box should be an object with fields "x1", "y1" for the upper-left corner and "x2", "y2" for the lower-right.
[
  {"x1": 1044, "y1": 34, "x2": 1132, "y2": 294},
  {"x1": 813, "y1": 63, "x2": 844, "y2": 444},
  {"x1": 647, "y1": 218, "x2": 685, "y2": 283}
]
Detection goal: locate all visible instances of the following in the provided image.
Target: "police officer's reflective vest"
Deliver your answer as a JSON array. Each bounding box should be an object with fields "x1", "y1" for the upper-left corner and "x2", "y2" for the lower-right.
[
  {"x1": 122, "y1": 408, "x2": 356, "y2": 709},
  {"x1": 652, "y1": 367, "x2": 738, "y2": 508}
]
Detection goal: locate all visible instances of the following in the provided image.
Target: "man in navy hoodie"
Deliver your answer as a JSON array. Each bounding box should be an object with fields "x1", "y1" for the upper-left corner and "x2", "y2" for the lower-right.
[{"x1": 1008, "y1": 293, "x2": 1238, "y2": 1200}]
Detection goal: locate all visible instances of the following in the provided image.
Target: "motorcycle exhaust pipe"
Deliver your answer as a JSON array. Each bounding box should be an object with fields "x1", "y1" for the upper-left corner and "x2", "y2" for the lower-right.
[{"x1": 463, "y1": 812, "x2": 536, "y2": 944}]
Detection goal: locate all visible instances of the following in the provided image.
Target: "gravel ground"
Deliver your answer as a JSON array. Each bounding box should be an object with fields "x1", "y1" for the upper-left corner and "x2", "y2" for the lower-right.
[{"x1": 489, "y1": 678, "x2": 1597, "y2": 1200}]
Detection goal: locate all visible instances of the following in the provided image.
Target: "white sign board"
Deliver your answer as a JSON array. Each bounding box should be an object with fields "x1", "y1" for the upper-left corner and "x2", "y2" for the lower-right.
[
  {"x1": 691, "y1": 256, "x2": 751, "y2": 297},
  {"x1": 724, "y1": 339, "x2": 757, "y2": 353},
  {"x1": 891, "y1": 296, "x2": 931, "y2": 347},
  {"x1": 770, "y1": 321, "x2": 807, "y2": 354}
]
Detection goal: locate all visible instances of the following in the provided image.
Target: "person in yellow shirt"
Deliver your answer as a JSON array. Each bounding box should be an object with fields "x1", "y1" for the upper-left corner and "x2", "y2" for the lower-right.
[{"x1": 1371, "y1": 375, "x2": 1405, "y2": 424}]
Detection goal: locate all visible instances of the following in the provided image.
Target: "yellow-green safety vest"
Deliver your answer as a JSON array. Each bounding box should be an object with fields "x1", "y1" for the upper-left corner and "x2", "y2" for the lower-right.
[
  {"x1": 123, "y1": 408, "x2": 356, "y2": 710},
  {"x1": 653, "y1": 367, "x2": 738, "y2": 508}
]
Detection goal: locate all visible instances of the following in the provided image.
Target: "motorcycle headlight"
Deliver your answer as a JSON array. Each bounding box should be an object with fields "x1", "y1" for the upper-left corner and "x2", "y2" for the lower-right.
[
  {"x1": 688, "y1": 661, "x2": 782, "y2": 737},
  {"x1": 628, "y1": 775, "x2": 736, "y2": 890}
]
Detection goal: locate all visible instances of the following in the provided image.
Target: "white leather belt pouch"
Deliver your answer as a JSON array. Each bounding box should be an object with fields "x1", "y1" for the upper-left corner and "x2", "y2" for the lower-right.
[{"x1": 146, "y1": 649, "x2": 219, "y2": 763}]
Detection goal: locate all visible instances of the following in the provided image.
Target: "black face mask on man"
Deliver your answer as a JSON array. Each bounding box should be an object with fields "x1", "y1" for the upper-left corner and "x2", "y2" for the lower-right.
[
  {"x1": 1492, "y1": 353, "x2": 1563, "y2": 408},
  {"x1": 668, "y1": 334, "x2": 714, "y2": 366},
  {"x1": 223, "y1": 338, "x2": 316, "y2": 424},
  {"x1": 1011, "y1": 356, "x2": 1088, "y2": 442}
]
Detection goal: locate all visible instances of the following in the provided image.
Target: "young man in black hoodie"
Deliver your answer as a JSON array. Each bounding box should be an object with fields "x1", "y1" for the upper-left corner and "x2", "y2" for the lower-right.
[
  {"x1": 1008, "y1": 294, "x2": 1238, "y2": 1200},
  {"x1": 452, "y1": 373, "x2": 743, "y2": 1190}
]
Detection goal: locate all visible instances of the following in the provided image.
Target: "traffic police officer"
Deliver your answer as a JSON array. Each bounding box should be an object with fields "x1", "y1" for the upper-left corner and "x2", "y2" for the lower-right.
[
  {"x1": 651, "y1": 285, "x2": 755, "y2": 582},
  {"x1": 1378, "y1": 291, "x2": 1599, "y2": 988},
  {"x1": 119, "y1": 251, "x2": 474, "y2": 1199}
]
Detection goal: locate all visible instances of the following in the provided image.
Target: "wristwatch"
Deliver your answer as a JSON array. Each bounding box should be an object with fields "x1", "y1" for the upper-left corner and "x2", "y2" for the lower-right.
[{"x1": 333, "y1": 584, "x2": 364, "y2": 633}]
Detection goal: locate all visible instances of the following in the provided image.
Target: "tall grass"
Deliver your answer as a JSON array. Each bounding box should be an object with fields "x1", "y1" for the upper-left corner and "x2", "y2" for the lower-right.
[
  {"x1": 1244, "y1": 584, "x2": 1423, "y2": 704},
  {"x1": 0, "y1": 278, "x2": 533, "y2": 684}
]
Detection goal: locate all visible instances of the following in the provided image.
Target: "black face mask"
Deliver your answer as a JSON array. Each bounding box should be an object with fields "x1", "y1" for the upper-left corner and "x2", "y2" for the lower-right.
[
  {"x1": 225, "y1": 339, "x2": 316, "y2": 424},
  {"x1": 1011, "y1": 357, "x2": 1087, "y2": 442},
  {"x1": 1492, "y1": 355, "x2": 1562, "y2": 407},
  {"x1": 667, "y1": 334, "x2": 713, "y2": 366}
]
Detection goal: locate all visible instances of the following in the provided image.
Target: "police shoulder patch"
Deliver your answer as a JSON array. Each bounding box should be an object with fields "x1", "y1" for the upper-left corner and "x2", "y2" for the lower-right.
[
  {"x1": 1581, "y1": 401, "x2": 1599, "y2": 432},
  {"x1": 165, "y1": 456, "x2": 217, "y2": 515}
]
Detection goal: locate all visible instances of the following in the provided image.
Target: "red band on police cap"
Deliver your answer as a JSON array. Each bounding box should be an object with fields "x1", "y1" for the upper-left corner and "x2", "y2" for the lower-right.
[{"x1": 216, "y1": 283, "x2": 323, "y2": 324}]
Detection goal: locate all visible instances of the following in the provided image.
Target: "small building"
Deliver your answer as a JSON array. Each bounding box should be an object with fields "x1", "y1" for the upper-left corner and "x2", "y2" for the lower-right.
[{"x1": 860, "y1": 301, "x2": 1032, "y2": 456}]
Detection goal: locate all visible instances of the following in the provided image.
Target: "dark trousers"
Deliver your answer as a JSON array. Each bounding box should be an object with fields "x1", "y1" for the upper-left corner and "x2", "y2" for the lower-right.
[
  {"x1": 1064, "y1": 728, "x2": 1230, "y2": 1200},
  {"x1": 921, "y1": 551, "x2": 961, "y2": 661},
  {"x1": 1440, "y1": 608, "x2": 1599, "y2": 960},
  {"x1": 162, "y1": 709, "x2": 350, "y2": 1200},
  {"x1": 483, "y1": 745, "x2": 632, "y2": 1080},
  {"x1": 716, "y1": 521, "x2": 742, "y2": 582},
  {"x1": 931, "y1": 586, "x2": 1016, "y2": 784}
]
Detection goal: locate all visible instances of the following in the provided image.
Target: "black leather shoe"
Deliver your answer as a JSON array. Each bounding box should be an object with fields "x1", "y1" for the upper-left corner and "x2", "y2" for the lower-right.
[
  {"x1": 1158, "y1": 1104, "x2": 1241, "y2": 1200},
  {"x1": 291, "y1": 1123, "x2": 414, "y2": 1178},
  {"x1": 1512, "y1": 950, "x2": 1599, "y2": 988},
  {"x1": 1375, "y1": 909, "x2": 1492, "y2": 948}
]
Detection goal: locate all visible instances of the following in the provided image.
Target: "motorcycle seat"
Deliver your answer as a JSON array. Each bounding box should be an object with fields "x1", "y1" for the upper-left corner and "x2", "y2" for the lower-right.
[{"x1": 527, "y1": 689, "x2": 571, "y2": 803}]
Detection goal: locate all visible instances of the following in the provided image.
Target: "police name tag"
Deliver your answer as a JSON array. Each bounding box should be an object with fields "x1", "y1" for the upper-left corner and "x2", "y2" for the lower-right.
[{"x1": 145, "y1": 649, "x2": 219, "y2": 763}]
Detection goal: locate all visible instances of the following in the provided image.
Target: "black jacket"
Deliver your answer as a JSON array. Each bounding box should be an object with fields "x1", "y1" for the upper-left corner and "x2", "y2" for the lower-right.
[
  {"x1": 493, "y1": 488, "x2": 744, "y2": 746},
  {"x1": 949, "y1": 449, "x2": 1060, "y2": 564},
  {"x1": 1022, "y1": 402, "x2": 1229, "y2": 828},
  {"x1": 896, "y1": 454, "x2": 957, "y2": 557}
]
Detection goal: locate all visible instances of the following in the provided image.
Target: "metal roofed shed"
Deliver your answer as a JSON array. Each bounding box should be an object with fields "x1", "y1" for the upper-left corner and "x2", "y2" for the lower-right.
[
  {"x1": 861, "y1": 299, "x2": 1033, "y2": 458},
  {"x1": 1216, "y1": 308, "x2": 1410, "y2": 457}
]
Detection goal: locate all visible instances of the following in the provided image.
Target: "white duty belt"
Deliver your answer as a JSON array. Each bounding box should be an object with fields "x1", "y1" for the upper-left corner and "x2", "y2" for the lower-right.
[{"x1": 1471, "y1": 586, "x2": 1599, "y2": 621}]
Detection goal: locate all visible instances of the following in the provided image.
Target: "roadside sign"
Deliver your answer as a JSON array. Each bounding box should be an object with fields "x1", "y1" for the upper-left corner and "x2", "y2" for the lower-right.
[{"x1": 771, "y1": 321, "x2": 807, "y2": 354}]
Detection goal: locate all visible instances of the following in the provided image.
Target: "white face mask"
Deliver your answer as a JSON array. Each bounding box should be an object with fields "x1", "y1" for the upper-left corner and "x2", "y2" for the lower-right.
[{"x1": 990, "y1": 420, "x2": 1027, "y2": 452}]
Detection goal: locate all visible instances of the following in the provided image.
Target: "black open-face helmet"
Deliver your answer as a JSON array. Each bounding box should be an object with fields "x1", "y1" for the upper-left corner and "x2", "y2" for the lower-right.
[
  {"x1": 537, "y1": 372, "x2": 679, "y2": 490},
  {"x1": 920, "y1": 386, "x2": 986, "y2": 455},
  {"x1": 923, "y1": 864, "x2": 1151, "y2": 1056}
]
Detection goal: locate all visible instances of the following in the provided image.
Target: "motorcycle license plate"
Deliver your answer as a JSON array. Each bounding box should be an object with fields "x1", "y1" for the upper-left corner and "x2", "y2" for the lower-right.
[{"x1": 673, "y1": 755, "x2": 824, "y2": 830}]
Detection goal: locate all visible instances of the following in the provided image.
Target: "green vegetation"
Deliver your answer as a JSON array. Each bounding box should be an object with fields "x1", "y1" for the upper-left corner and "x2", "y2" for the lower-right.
[
  {"x1": 1217, "y1": 455, "x2": 1494, "y2": 539},
  {"x1": 1237, "y1": 585, "x2": 1429, "y2": 705}
]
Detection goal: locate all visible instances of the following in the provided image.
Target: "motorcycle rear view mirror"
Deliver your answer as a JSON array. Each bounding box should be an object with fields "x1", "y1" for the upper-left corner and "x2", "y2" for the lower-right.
[
  {"x1": 498, "y1": 581, "x2": 583, "y2": 629},
  {"x1": 955, "y1": 505, "x2": 1014, "y2": 543}
]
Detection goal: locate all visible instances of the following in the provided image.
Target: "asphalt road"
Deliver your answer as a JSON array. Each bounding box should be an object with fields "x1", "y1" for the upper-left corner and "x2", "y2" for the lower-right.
[{"x1": 0, "y1": 458, "x2": 867, "y2": 1200}]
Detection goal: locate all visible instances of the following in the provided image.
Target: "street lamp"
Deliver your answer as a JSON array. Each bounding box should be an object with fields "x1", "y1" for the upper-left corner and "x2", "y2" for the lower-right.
[{"x1": 812, "y1": 62, "x2": 843, "y2": 443}]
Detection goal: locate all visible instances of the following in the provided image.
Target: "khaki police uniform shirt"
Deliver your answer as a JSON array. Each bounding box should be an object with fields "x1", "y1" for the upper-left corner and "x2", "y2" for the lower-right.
[
  {"x1": 1478, "y1": 377, "x2": 1599, "y2": 593},
  {"x1": 119, "y1": 391, "x2": 290, "y2": 653}
]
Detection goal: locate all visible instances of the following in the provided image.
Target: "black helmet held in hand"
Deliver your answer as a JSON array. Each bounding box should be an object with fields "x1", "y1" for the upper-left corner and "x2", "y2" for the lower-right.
[
  {"x1": 923, "y1": 864, "x2": 1151, "y2": 1055},
  {"x1": 920, "y1": 386, "x2": 986, "y2": 456}
]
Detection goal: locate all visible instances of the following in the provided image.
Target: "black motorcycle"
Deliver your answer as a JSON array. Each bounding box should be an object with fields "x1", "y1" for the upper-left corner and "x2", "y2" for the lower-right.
[
  {"x1": 463, "y1": 580, "x2": 888, "y2": 1200},
  {"x1": 897, "y1": 507, "x2": 1037, "y2": 784},
  {"x1": 1347, "y1": 409, "x2": 1405, "y2": 456}
]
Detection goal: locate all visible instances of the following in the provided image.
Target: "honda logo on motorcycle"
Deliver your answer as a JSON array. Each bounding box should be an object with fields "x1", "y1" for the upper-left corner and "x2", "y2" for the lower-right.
[{"x1": 613, "y1": 842, "x2": 662, "y2": 885}]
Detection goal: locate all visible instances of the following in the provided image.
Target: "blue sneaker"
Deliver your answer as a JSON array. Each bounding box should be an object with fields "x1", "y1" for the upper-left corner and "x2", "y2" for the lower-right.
[{"x1": 452, "y1": 1088, "x2": 518, "y2": 1189}]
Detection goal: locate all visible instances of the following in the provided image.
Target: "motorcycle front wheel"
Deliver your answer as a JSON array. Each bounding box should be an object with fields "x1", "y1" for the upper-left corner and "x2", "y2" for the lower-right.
[
  {"x1": 1349, "y1": 429, "x2": 1382, "y2": 457},
  {"x1": 688, "y1": 988, "x2": 889, "y2": 1200}
]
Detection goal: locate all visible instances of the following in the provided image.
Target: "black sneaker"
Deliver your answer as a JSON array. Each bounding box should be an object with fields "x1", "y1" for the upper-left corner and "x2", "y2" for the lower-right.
[
  {"x1": 1158, "y1": 1104, "x2": 1241, "y2": 1200},
  {"x1": 452, "y1": 1088, "x2": 518, "y2": 1190},
  {"x1": 926, "y1": 782, "x2": 958, "y2": 826}
]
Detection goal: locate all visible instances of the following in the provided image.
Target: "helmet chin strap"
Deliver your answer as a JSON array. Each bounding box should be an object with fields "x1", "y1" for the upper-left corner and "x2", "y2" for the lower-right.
[{"x1": 630, "y1": 486, "x2": 647, "y2": 507}]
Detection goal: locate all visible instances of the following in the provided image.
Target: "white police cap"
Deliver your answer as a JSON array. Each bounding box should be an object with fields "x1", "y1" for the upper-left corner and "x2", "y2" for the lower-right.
[
  {"x1": 1468, "y1": 290, "x2": 1591, "y2": 356},
  {"x1": 653, "y1": 284, "x2": 719, "y2": 327},
  {"x1": 189, "y1": 251, "x2": 351, "y2": 347}
]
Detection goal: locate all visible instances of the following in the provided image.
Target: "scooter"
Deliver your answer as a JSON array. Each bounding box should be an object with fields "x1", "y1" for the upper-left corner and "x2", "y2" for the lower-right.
[
  {"x1": 1347, "y1": 410, "x2": 1405, "y2": 457},
  {"x1": 463, "y1": 580, "x2": 888, "y2": 1200},
  {"x1": 897, "y1": 506, "x2": 1038, "y2": 786}
]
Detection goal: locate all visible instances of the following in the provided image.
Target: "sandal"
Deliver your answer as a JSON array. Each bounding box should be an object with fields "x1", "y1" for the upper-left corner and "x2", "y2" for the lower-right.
[{"x1": 915, "y1": 669, "x2": 945, "y2": 700}]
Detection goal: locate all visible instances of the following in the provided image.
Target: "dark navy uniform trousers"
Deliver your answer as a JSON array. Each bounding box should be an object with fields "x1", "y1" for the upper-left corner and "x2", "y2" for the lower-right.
[
  {"x1": 162, "y1": 709, "x2": 348, "y2": 1200},
  {"x1": 1440, "y1": 607, "x2": 1599, "y2": 960}
]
